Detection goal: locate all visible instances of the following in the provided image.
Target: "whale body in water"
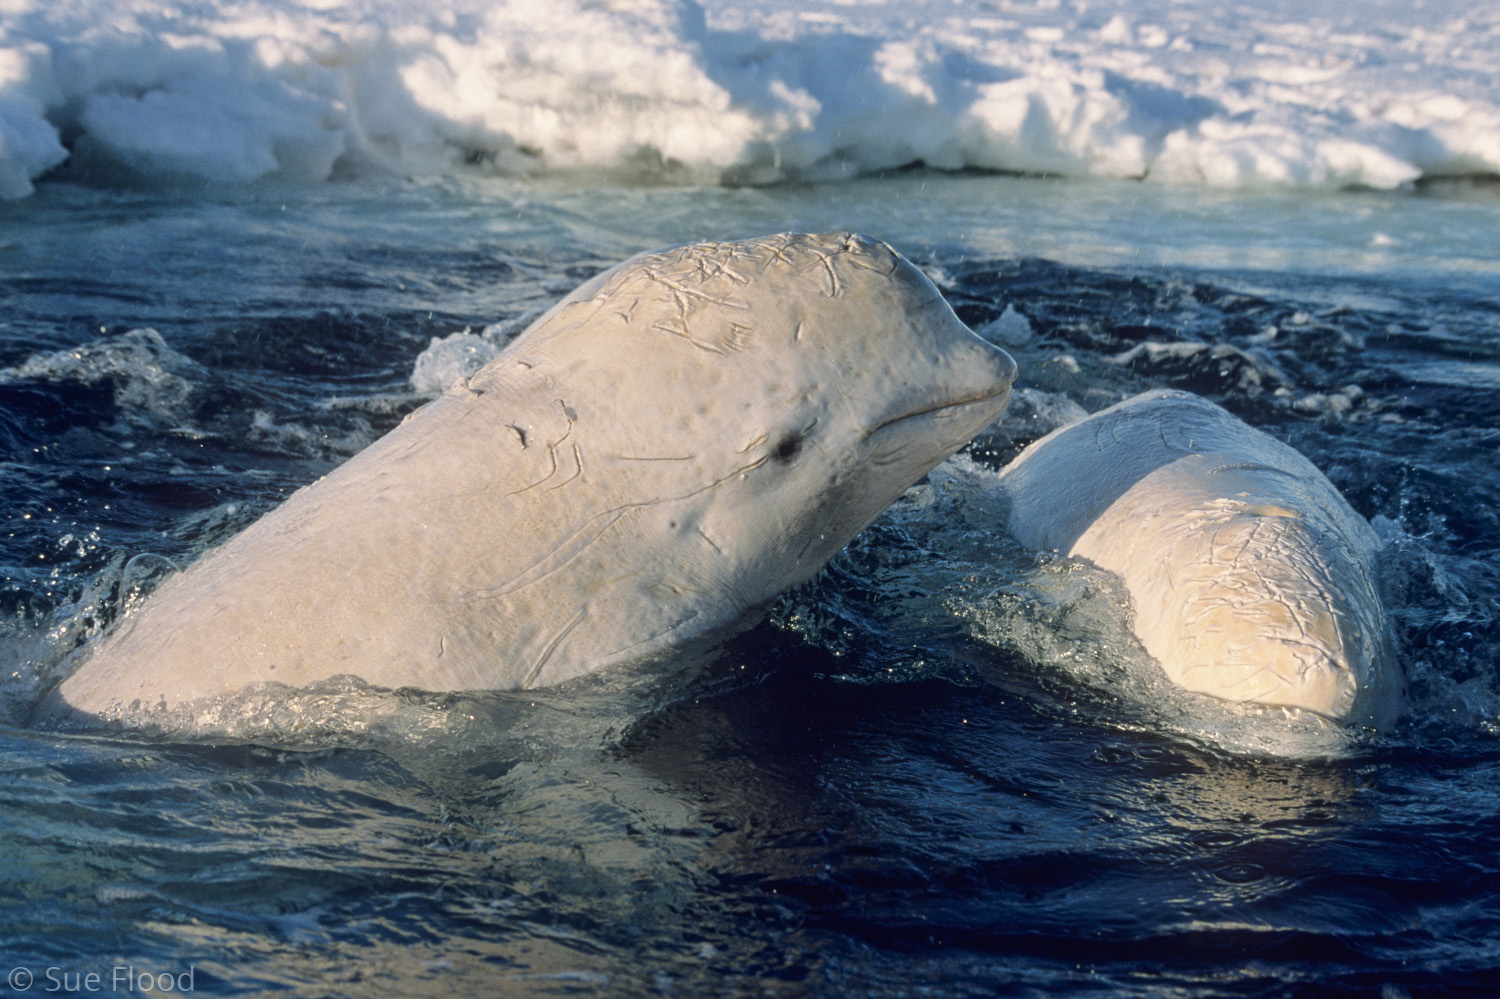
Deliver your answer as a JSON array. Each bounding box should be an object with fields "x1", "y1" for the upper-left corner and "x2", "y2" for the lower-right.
[
  {"x1": 997, "y1": 389, "x2": 1400, "y2": 728},
  {"x1": 46, "y1": 232, "x2": 1017, "y2": 721}
]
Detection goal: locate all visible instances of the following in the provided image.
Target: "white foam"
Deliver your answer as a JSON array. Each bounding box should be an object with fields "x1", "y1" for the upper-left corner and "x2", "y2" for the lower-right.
[
  {"x1": 979, "y1": 304, "x2": 1035, "y2": 347},
  {"x1": 1, "y1": 0, "x2": 1496, "y2": 198},
  {"x1": 410, "y1": 331, "x2": 501, "y2": 394}
]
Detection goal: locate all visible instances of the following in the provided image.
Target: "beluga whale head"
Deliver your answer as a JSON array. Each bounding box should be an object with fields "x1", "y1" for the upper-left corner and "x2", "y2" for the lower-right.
[
  {"x1": 482, "y1": 231, "x2": 1019, "y2": 685},
  {"x1": 44, "y1": 232, "x2": 1016, "y2": 721}
]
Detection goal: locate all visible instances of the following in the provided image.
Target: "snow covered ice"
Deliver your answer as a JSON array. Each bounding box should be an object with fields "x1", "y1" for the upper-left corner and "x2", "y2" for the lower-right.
[{"x1": 2, "y1": 0, "x2": 1497, "y2": 199}]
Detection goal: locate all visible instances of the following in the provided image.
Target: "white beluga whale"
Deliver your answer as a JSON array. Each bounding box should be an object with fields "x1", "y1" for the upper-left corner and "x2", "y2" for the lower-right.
[
  {"x1": 997, "y1": 389, "x2": 1400, "y2": 729},
  {"x1": 44, "y1": 232, "x2": 1017, "y2": 721}
]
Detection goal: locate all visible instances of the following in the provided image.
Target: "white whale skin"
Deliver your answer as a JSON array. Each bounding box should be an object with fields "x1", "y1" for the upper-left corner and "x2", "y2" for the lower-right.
[
  {"x1": 46, "y1": 232, "x2": 1017, "y2": 720},
  {"x1": 998, "y1": 389, "x2": 1400, "y2": 728}
]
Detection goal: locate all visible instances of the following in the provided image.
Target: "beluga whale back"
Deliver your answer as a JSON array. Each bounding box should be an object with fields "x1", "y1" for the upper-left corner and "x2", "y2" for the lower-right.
[
  {"x1": 46, "y1": 232, "x2": 1018, "y2": 721},
  {"x1": 998, "y1": 389, "x2": 1401, "y2": 729}
]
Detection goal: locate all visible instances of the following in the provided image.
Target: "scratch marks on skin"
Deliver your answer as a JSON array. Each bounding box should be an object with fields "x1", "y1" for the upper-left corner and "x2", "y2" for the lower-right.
[
  {"x1": 645, "y1": 262, "x2": 754, "y2": 353},
  {"x1": 547, "y1": 444, "x2": 585, "y2": 492},
  {"x1": 1176, "y1": 509, "x2": 1354, "y2": 696},
  {"x1": 465, "y1": 451, "x2": 773, "y2": 603},
  {"x1": 462, "y1": 509, "x2": 632, "y2": 602},
  {"x1": 1183, "y1": 651, "x2": 1334, "y2": 703},
  {"x1": 652, "y1": 321, "x2": 728, "y2": 354},
  {"x1": 644, "y1": 265, "x2": 753, "y2": 313},
  {"x1": 506, "y1": 400, "x2": 578, "y2": 495},
  {"x1": 611, "y1": 295, "x2": 642, "y2": 325},
  {"x1": 696, "y1": 525, "x2": 725, "y2": 556},
  {"x1": 1214, "y1": 506, "x2": 1297, "y2": 573},
  {"x1": 1208, "y1": 461, "x2": 1300, "y2": 483},
  {"x1": 738, "y1": 432, "x2": 768, "y2": 454},
  {"x1": 759, "y1": 241, "x2": 799, "y2": 274},
  {"x1": 594, "y1": 609, "x2": 706, "y2": 669},
  {"x1": 743, "y1": 234, "x2": 850, "y2": 297},
  {"x1": 521, "y1": 607, "x2": 587, "y2": 689},
  {"x1": 506, "y1": 440, "x2": 561, "y2": 494},
  {"x1": 643, "y1": 235, "x2": 890, "y2": 351},
  {"x1": 804, "y1": 234, "x2": 900, "y2": 291},
  {"x1": 840, "y1": 234, "x2": 900, "y2": 275},
  {"x1": 804, "y1": 244, "x2": 843, "y2": 299},
  {"x1": 690, "y1": 250, "x2": 751, "y2": 288},
  {"x1": 669, "y1": 232, "x2": 896, "y2": 299}
]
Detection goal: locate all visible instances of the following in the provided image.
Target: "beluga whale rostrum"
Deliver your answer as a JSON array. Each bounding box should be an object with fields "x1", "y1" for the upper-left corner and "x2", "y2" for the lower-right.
[{"x1": 43, "y1": 232, "x2": 1018, "y2": 722}]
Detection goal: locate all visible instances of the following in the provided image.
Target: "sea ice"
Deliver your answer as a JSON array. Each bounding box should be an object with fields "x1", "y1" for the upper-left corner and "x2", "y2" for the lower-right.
[{"x1": 0, "y1": 0, "x2": 1494, "y2": 197}]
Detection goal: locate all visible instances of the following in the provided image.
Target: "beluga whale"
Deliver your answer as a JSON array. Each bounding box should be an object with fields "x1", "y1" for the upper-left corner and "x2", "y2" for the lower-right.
[
  {"x1": 997, "y1": 389, "x2": 1401, "y2": 729},
  {"x1": 43, "y1": 232, "x2": 1018, "y2": 722}
]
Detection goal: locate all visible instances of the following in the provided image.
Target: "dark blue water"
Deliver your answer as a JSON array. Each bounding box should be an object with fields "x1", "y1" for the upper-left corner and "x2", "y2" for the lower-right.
[{"x1": 2, "y1": 177, "x2": 1498, "y2": 997}]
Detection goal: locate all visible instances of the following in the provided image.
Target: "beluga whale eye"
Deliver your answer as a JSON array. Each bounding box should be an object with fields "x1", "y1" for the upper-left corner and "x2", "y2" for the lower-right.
[
  {"x1": 771, "y1": 422, "x2": 815, "y2": 464},
  {"x1": 772, "y1": 434, "x2": 802, "y2": 463}
]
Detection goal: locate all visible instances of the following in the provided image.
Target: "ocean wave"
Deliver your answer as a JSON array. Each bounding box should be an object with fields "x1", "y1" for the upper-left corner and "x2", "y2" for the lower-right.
[{"x1": 2, "y1": 0, "x2": 1498, "y2": 195}]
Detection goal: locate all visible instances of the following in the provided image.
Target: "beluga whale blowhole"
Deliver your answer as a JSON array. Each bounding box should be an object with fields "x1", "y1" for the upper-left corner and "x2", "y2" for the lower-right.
[{"x1": 43, "y1": 232, "x2": 1018, "y2": 722}]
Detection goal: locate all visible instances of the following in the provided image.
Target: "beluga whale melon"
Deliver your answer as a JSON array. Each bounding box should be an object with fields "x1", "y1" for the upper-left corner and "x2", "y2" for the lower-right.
[
  {"x1": 44, "y1": 232, "x2": 1018, "y2": 721},
  {"x1": 997, "y1": 389, "x2": 1401, "y2": 729}
]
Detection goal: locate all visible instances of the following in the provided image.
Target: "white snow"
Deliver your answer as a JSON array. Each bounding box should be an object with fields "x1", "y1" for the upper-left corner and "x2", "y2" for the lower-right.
[{"x1": 1, "y1": 0, "x2": 1496, "y2": 198}]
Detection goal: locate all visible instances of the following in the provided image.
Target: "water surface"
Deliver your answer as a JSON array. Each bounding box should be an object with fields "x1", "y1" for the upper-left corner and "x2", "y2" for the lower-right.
[{"x1": 2, "y1": 173, "x2": 1498, "y2": 996}]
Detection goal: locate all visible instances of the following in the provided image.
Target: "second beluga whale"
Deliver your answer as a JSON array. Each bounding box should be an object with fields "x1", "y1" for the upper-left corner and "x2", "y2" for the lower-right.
[{"x1": 997, "y1": 390, "x2": 1401, "y2": 729}]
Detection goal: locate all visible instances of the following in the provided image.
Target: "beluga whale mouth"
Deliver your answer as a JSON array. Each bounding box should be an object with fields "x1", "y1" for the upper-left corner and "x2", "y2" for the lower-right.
[
  {"x1": 864, "y1": 385, "x2": 1015, "y2": 468},
  {"x1": 39, "y1": 231, "x2": 1017, "y2": 726},
  {"x1": 868, "y1": 384, "x2": 1016, "y2": 439}
]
